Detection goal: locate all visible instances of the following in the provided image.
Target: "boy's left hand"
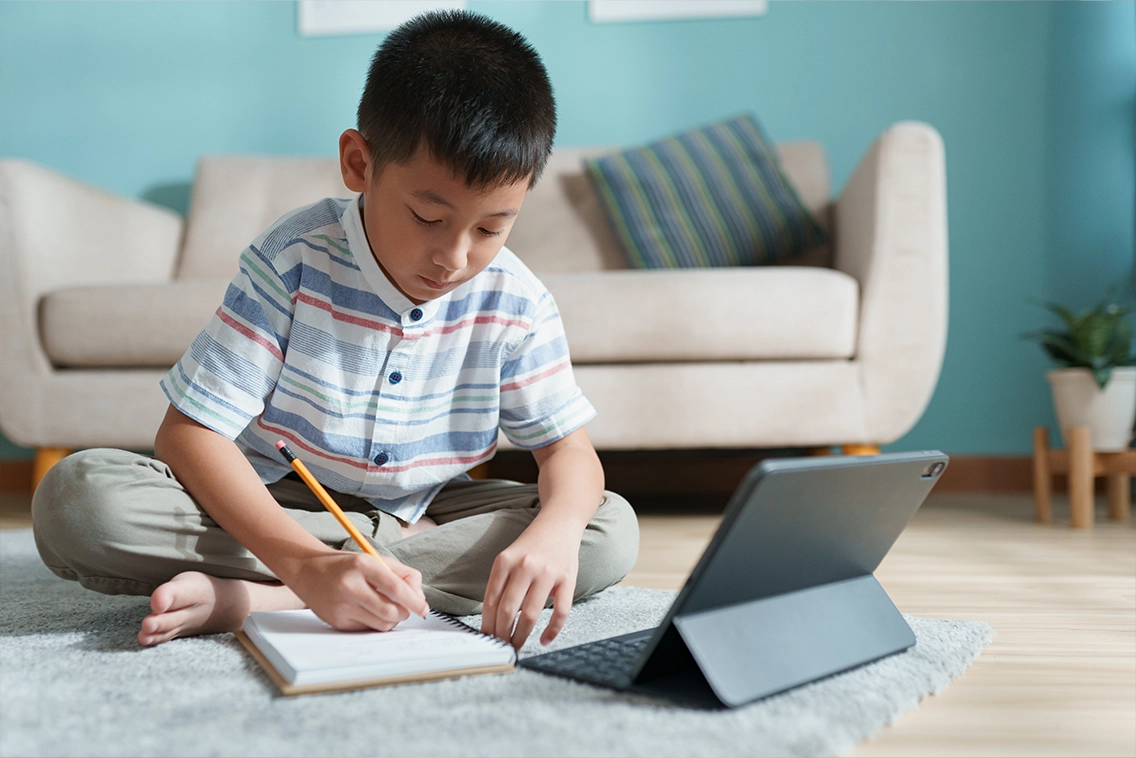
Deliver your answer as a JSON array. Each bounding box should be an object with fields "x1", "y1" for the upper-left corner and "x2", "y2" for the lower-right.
[{"x1": 480, "y1": 521, "x2": 580, "y2": 650}]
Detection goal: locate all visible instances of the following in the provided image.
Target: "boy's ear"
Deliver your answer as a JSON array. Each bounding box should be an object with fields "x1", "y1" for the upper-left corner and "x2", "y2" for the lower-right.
[{"x1": 339, "y1": 129, "x2": 371, "y2": 193}]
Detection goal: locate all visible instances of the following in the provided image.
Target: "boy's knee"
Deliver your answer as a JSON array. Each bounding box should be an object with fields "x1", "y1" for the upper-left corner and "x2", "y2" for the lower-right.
[
  {"x1": 576, "y1": 491, "x2": 639, "y2": 598},
  {"x1": 31, "y1": 449, "x2": 165, "y2": 580}
]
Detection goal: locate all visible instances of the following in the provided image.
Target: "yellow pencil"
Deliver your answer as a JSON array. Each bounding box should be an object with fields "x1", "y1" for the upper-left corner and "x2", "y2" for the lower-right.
[
  {"x1": 277, "y1": 438, "x2": 427, "y2": 618},
  {"x1": 275, "y1": 440, "x2": 393, "y2": 567},
  {"x1": 275, "y1": 440, "x2": 428, "y2": 617}
]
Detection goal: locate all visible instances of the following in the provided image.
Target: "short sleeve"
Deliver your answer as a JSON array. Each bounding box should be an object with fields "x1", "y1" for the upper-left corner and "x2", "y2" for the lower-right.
[
  {"x1": 498, "y1": 291, "x2": 596, "y2": 450},
  {"x1": 160, "y1": 245, "x2": 298, "y2": 439}
]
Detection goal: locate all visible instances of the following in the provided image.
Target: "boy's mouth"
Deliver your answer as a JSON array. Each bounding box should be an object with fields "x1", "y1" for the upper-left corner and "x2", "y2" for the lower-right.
[{"x1": 421, "y1": 276, "x2": 453, "y2": 290}]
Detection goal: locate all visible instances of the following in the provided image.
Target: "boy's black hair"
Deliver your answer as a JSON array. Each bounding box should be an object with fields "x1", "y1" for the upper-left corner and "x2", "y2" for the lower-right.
[{"x1": 357, "y1": 10, "x2": 556, "y2": 189}]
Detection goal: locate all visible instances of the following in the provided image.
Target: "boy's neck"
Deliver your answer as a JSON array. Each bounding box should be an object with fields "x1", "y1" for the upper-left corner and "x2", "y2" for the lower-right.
[{"x1": 358, "y1": 193, "x2": 429, "y2": 306}]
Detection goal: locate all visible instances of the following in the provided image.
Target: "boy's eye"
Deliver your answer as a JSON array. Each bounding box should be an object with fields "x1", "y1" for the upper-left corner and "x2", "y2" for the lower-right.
[
  {"x1": 411, "y1": 210, "x2": 439, "y2": 225},
  {"x1": 478, "y1": 228, "x2": 504, "y2": 238}
]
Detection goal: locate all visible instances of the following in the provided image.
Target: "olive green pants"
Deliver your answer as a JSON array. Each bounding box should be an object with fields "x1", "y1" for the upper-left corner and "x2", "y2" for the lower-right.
[{"x1": 31, "y1": 448, "x2": 639, "y2": 615}]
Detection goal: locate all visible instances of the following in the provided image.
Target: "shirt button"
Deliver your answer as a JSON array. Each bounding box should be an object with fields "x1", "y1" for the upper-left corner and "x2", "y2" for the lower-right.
[
  {"x1": 410, "y1": 308, "x2": 423, "y2": 322},
  {"x1": 388, "y1": 371, "x2": 402, "y2": 385},
  {"x1": 374, "y1": 452, "x2": 390, "y2": 465}
]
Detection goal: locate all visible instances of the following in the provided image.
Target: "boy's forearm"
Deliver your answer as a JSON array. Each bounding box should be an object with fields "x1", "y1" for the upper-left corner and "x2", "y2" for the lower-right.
[
  {"x1": 533, "y1": 437, "x2": 604, "y2": 535},
  {"x1": 153, "y1": 407, "x2": 335, "y2": 584}
]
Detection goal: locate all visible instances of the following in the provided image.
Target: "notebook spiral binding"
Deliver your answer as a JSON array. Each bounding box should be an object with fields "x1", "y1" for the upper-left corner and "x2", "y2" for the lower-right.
[{"x1": 429, "y1": 609, "x2": 512, "y2": 650}]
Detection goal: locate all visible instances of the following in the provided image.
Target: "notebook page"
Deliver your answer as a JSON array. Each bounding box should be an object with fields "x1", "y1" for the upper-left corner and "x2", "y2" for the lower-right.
[{"x1": 243, "y1": 610, "x2": 514, "y2": 685}]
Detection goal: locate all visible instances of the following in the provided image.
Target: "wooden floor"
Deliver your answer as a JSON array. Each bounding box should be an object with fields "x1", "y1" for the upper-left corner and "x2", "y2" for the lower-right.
[{"x1": 2, "y1": 490, "x2": 1133, "y2": 756}]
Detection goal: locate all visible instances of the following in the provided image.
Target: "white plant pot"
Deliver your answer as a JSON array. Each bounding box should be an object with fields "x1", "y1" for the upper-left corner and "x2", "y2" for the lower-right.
[{"x1": 1046, "y1": 367, "x2": 1136, "y2": 452}]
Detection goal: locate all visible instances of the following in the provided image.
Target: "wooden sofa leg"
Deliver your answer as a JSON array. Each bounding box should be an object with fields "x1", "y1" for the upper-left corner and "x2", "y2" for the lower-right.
[
  {"x1": 32, "y1": 447, "x2": 72, "y2": 494},
  {"x1": 841, "y1": 444, "x2": 880, "y2": 456}
]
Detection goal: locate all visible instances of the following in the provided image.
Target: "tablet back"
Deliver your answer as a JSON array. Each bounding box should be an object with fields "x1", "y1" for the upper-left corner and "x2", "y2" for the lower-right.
[
  {"x1": 673, "y1": 451, "x2": 947, "y2": 617},
  {"x1": 631, "y1": 451, "x2": 948, "y2": 705}
]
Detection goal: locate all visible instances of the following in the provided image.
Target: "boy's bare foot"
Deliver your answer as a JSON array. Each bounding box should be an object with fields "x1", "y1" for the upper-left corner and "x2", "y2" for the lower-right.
[
  {"x1": 400, "y1": 514, "x2": 439, "y2": 538},
  {"x1": 138, "y1": 571, "x2": 303, "y2": 647}
]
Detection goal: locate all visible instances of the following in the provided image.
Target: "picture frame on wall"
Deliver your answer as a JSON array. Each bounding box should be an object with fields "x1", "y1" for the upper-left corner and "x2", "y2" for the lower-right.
[
  {"x1": 588, "y1": 0, "x2": 767, "y2": 24},
  {"x1": 297, "y1": 0, "x2": 466, "y2": 37}
]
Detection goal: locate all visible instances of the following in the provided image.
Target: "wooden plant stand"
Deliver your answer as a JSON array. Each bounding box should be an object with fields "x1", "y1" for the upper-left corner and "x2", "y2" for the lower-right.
[{"x1": 1033, "y1": 426, "x2": 1134, "y2": 528}]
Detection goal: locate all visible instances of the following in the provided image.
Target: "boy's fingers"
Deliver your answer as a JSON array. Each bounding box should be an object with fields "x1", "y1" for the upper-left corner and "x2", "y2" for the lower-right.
[
  {"x1": 403, "y1": 568, "x2": 424, "y2": 597},
  {"x1": 364, "y1": 557, "x2": 429, "y2": 617},
  {"x1": 480, "y1": 564, "x2": 509, "y2": 636},
  {"x1": 393, "y1": 578, "x2": 430, "y2": 617},
  {"x1": 387, "y1": 556, "x2": 424, "y2": 588},
  {"x1": 494, "y1": 578, "x2": 530, "y2": 643},
  {"x1": 510, "y1": 578, "x2": 555, "y2": 650},
  {"x1": 326, "y1": 615, "x2": 369, "y2": 633},
  {"x1": 391, "y1": 562, "x2": 427, "y2": 603},
  {"x1": 356, "y1": 600, "x2": 409, "y2": 632},
  {"x1": 540, "y1": 583, "x2": 574, "y2": 645}
]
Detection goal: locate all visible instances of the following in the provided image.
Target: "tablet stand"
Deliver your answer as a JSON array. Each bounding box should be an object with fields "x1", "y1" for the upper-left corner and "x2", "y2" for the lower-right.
[{"x1": 636, "y1": 575, "x2": 915, "y2": 708}]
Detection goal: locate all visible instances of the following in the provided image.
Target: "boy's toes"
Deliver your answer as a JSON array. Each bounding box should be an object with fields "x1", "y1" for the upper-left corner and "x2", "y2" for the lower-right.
[
  {"x1": 139, "y1": 607, "x2": 200, "y2": 646},
  {"x1": 149, "y1": 584, "x2": 176, "y2": 615},
  {"x1": 139, "y1": 630, "x2": 177, "y2": 646},
  {"x1": 141, "y1": 573, "x2": 210, "y2": 645},
  {"x1": 138, "y1": 615, "x2": 177, "y2": 646},
  {"x1": 139, "y1": 571, "x2": 264, "y2": 646},
  {"x1": 140, "y1": 612, "x2": 175, "y2": 637}
]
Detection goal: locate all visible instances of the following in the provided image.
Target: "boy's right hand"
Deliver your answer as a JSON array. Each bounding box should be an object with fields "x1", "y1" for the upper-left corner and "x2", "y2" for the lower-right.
[{"x1": 286, "y1": 551, "x2": 429, "y2": 632}]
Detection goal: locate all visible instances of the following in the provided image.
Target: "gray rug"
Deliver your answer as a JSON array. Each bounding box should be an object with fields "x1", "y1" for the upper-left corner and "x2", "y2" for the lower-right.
[{"x1": 0, "y1": 529, "x2": 993, "y2": 757}]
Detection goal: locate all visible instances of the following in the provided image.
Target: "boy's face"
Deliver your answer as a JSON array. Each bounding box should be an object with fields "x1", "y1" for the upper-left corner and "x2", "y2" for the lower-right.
[{"x1": 339, "y1": 130, "x2": 529, "y2": 305}]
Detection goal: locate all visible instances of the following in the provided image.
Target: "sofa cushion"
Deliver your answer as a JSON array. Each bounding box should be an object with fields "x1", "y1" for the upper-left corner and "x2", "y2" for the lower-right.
[
  {"x1": 42, "y1": 267, "x2": 857, "y2": 369},
  {"x1": 40, "y1": 280, "x2": 229, "y2": 368},
  {"x1": 177, "y1": 156, "x2": 354, "y2": 280},
  {"x1": 506, "y1": 142, "x2": 833, "y2": 275},
  {"x1": 582, "y1": 115, "x2": 827, "y2": 269},
  {"x1": 173, "y1": 143, "x2": 831, "y2": 279},
  {"x1": 543, "y1": 267, "x2": 858, "y2": 364}
]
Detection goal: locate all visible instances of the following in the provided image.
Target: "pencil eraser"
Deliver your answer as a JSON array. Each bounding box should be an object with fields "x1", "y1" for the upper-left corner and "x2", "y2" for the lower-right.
[{"x1": 275, "y1": 440, "x2": 287, "y2": 451}]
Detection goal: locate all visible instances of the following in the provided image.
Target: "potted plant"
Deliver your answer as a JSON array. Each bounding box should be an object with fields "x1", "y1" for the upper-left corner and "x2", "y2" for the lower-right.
[{"x1": 1025, "y1": 297, "x2": 1136, "y2": 452}]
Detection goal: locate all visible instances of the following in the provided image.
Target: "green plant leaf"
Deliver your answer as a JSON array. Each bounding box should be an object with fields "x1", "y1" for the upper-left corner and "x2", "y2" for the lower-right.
[
  {"x1": 1027, "y1": 296, "x2": 1136, "y2": 372},
  {"x1": 1077, "y1": 310, "x2": 1111, "y2": 358},
  {"x1": 1037, "y1": 332, "x2": 1091, "y2": 366},
  {"x1": 1115, "y1": 319, "x2": 1135, "y2": 359},
  {"x1": 1106, "y1": 327, "x2": 1131, "y2": 365},
  {"x1": 1042, "y1": 301, "x2": 1083, "y2": 334}
]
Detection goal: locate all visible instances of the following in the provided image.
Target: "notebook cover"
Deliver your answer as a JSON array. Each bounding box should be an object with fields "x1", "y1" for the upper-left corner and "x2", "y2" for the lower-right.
[{"x1": 235, "y1": 630, "x2": 515, "y2": 697}]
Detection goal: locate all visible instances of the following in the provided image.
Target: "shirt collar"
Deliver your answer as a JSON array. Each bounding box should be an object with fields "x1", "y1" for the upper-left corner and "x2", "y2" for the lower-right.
[{"x1": 343, "y1": 195, "x2": 444, "y2": 325}]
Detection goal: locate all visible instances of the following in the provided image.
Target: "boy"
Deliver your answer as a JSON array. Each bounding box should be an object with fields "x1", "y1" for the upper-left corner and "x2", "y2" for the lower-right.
[{"x1": 31, "y1": 10, "x2": 638, "y2": 651}]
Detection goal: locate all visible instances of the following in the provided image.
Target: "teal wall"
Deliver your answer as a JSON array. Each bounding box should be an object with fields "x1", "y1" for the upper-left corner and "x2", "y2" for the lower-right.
[{"x1": 1, "y1": 1, "x2": 1133, "y2": 459}]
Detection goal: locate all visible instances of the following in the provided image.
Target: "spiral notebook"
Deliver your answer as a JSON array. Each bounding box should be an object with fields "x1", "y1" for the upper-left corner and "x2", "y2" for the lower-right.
[{"x1": 236, "y1": 608, "x2": 516, "y2": 696}]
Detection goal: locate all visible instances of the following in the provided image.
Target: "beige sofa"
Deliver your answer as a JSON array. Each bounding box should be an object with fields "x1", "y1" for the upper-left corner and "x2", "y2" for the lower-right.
[{"x1": 0, "y1": 121, "x2": 948, "y2": 485}]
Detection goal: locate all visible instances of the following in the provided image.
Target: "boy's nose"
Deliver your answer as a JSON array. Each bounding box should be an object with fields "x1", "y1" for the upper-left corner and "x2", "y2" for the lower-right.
[{"x1": 433, "y1": 235, "x2": 469, "y2": 273}]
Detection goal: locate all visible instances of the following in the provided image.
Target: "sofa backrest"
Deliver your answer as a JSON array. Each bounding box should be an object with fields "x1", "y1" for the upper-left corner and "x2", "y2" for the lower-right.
[
  {"x1": 176, "y1": 156, "x2": 354, "y2": 279},
  {"x1": 176, "y1": 142, "x2": 830, "y2": 279}
]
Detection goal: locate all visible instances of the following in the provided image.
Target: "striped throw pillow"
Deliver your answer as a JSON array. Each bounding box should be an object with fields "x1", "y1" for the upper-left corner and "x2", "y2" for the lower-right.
[{"x1": 583, "y1": 115, "x2": 826, "y2": 268}]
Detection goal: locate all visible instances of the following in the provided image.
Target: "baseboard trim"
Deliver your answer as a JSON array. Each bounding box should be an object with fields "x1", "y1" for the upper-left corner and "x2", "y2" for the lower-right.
[
  {"x1": 0, "y1": 453, "x2": 1099, "y2": 497},
  {"x1": 489, "y1": 451, "x2": 1047, "y2": 503},
  {"x1": 937, "y1": 455, "x2": 1109, "y2": 494},
  {"x1": 0, "y1": 461, "x2": 33, "y2": 493},
  {"x1": 935, "y1": 456, "x2": 1033, "y2": 492}
]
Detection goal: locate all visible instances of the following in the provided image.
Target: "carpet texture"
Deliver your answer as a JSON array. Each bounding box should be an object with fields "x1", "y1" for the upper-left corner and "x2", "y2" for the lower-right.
[{"x1": 0, "y1": 529, "x2": 993, "y2": 757}]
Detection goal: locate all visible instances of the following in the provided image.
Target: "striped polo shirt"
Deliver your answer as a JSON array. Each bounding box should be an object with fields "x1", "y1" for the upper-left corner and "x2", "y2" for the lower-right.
[{"x1": 160, "y1": 196, "x2": 595, "y2": 523}]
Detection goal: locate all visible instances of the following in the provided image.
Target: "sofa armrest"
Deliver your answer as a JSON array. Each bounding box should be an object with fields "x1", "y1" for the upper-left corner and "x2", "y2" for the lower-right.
[
  {"x1": 0, "y1": 160, "x2": 184, "y2": 444},
  {"x1": 834, "y1": 122, "x2": 949, "y2": 444},
  {"x1": 0, "y1": 160, "x2": 183, "y2": 298}
]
